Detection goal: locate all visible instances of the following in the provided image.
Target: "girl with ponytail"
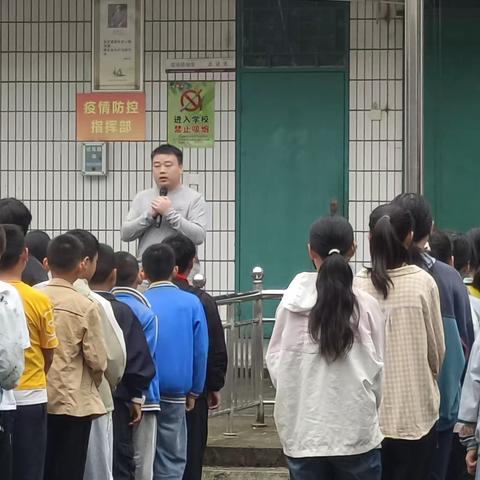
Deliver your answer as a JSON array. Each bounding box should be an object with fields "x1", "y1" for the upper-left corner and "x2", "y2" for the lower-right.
[
  {"x1": 392, "y1": 194, "x2": 474, "y2": 480},
  {"x1": 267, "y1": 215, "x2": 385, "y2": 479},
  {"x1": 354, "y1": 204, "x2": 445, "y2": 480}
]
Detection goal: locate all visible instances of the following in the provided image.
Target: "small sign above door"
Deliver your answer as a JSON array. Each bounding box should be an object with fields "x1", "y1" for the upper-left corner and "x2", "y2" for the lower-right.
[{"x1": 165, "y1": 57, "x2": 235, "y2": 73}]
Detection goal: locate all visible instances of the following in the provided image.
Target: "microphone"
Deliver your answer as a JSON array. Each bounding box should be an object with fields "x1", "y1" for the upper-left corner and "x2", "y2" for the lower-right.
[{"x1": 155, "y1": 186, "x2": 168, "y2": 228}]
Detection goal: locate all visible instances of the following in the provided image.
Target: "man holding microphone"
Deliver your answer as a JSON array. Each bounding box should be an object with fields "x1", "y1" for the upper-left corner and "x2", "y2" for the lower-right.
[{"x1": 121, "y1": 144, "x2": 207, "y2": 256}]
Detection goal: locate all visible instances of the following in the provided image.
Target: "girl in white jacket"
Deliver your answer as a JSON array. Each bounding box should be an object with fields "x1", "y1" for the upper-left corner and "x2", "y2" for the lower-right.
[{"x1": 266, "y1": 215, "x2": 385, "y2": 480}]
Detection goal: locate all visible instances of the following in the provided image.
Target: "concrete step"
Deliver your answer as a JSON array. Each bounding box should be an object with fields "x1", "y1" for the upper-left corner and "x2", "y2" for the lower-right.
[
  {"x1": 204, "y1": 444, "x2": 286, "y2": 469},
  {"x1": 203, "y1": 467, "x2": 289, "y2": 479},
  {"x1": 205, "y1": 415, "x2": 286, "y2": 468}
]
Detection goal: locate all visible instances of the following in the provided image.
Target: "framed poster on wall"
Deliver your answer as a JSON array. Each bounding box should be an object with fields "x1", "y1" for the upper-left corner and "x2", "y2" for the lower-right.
[{"x1": 92, "y1": 0, "x2": 143, "y2": 91}]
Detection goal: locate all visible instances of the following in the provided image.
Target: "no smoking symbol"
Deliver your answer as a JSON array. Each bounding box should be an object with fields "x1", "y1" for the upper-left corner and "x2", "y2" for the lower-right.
[{"x1": 180, "y1": 89, "x2": 203, "y2": 112}]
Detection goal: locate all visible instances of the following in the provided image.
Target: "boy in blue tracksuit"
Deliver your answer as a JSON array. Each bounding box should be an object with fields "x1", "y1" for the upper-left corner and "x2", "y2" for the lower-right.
[
  {"x1": 142, "y1": 244, "x2": 208, "y2": 480},
  {"x1": 112, "y1": 251, "x2": 159, "y2": 480},
  {"x1": 89, "y1": 244, "x2": 156, "y2": 480}
]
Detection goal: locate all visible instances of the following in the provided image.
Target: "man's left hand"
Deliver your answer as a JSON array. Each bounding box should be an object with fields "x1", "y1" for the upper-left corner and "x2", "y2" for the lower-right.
[{"x1": 151, "y1": 196, "x2": 173, "y2": 216}]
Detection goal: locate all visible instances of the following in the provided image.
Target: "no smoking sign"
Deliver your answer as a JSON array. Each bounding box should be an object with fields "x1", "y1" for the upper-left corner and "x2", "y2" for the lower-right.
[
  {"x1": 168, "y1": 81, "x2": 214, "y2": 148},
  {"x1": 180, "y1": 89, "x2": 203, "y2": 112}
]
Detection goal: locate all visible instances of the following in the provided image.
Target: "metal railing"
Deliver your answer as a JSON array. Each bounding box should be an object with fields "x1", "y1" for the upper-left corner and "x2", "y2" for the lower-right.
[{"x1": 194, "y1": 267, "x2": 283, "y2": 435}]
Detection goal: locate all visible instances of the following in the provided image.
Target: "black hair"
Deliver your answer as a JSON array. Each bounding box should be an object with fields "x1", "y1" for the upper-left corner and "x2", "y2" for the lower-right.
[
  {"x1": 25, "y1": 230, "x2": 51, "y2": 264},
  {"x1": 114, "y1": 251, "x2": 139, "y2": 287},
  {"x1": 368, "y1": 204, "x2": 414, "y2": 299},
  {"x1": 151, "y1": 144, "x2": 183, "y2": 166},
  {"x1": 142, "y1": 244, "x2": 176, "y2": 282},
  {"x1": 467, "y1": 228, "x2": 480, "y2": 290},
  {"x1": 0, "y1": 226, "x2": 5, "y2": 258},
  {"x1": 308, "y1": 215, "x2": 358, "y2": 362},
  {"x1": 0, "y1": 224, "x2": 26, "y2": 270},
  {"x1": 66, "y1": 229, "x2": 99, "y2": 260},
  {"x1": 392, "y1": 193, "x2": 433, "y2": 242},
  {"x1": 429, "y1": 229, "x2": 453, "y2": 265},
  {"x1": 0, "y1": 198, "x2": 32, "y2": 235},
  {"x1": 391, "y1": 193, "x2": 433, "y2": 268},
  {"x1": 162, "y1": 233, "x2": 196, "y2": 274},
  {"x1": 450, "y1": 232, "x2": 472, "y2": 274},
  {"x1": 90, "y1": 244, "x2": 116, "y2": 285},
  {"x1": 47, "y1": 234, "x2": 84, "y2": 273}
]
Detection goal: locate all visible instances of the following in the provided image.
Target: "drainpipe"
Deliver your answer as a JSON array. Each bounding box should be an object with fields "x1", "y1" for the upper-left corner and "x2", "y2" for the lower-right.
[{"x1": 404, "y1": 0, "x2": 424, "y2": 194}]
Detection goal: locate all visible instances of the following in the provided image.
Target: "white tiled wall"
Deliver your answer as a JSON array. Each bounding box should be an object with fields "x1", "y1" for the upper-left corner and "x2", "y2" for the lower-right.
[
  {"x1": 1, "y1": 0, "x2": 405, "y2": 288},
  {"x1": 349, "y1": 0, "x2": 404, "y2": 272},
  {"x1": 0, "y1": 0, "x2": 236, "y2": 294}
]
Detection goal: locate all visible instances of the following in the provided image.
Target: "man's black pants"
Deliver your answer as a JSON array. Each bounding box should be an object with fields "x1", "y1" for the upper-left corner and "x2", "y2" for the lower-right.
[
  {"x1": 113, "y1": 398, "x2": 135, "y2": 480},
  {"x1": 183, "y1": 396, "x2": 208, "y2": 480},
  {"x1": 44, "y1": 414, "x2": 92, "y2": 480},
  {"x1": 13, "y1": 403, "x2": 47, "y2": 480},
  {"x1": 382, "y1": 426, "x2": 437, "y2": 480}
]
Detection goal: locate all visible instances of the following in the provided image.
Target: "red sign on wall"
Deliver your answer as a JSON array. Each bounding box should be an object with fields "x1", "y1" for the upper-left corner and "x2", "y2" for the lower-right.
[{"x1": 76, "y1": 92, "x2": 146, "y2": 141}]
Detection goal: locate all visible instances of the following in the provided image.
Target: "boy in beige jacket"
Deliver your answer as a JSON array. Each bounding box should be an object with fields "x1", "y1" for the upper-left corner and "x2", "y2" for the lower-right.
[
  {"x1": 67, "y1": 229, "x2": 126, "y2": 480},
  {"x1": 41, "y1": 233, "x2": 107, "y2": 480}
]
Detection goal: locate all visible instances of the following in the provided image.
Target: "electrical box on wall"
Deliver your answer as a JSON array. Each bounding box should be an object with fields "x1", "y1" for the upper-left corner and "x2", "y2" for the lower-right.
[{"x1": 82, "y1": 143, "x2": 107, "y2": 176}]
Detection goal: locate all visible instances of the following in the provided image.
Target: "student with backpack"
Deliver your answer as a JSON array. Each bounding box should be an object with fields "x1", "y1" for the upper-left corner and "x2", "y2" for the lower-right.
[
  {"x1": 0, "y1": 225, "x2": 58, "y2": 480},
  {"x1": 0, "y1": 225, "x2": 30, "y2": 480},
  {"x1": 267, "y1": 215, "x2": 385, "y2": 479},
  {"x1": 354, "y1": 204, "x2": 445, "y2": 479}
]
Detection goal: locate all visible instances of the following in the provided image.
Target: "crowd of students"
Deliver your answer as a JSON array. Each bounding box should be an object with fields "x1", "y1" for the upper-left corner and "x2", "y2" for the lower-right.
[
  {"x1": 5, "y1": 188, "x2": 480, "y2": 480},
  {"x1": 267, "y1": 193, "x2": 480, "y2": 480},
  {"x1": 0, "y1": 197, "x2": 227, "y2": 480}
]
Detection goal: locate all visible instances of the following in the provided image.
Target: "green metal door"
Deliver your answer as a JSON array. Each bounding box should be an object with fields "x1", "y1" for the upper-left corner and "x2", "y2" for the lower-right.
[
  {"x1": 237, "y1": 71, "x2": 347, "y2": 292},
  {"x1": 424, "y1": 1, "x2": 480, "y2": 231}
]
